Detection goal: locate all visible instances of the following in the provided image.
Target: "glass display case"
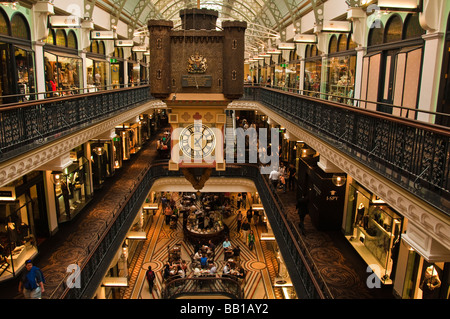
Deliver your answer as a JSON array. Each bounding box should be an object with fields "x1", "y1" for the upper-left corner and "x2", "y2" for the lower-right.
[{"x1": 324, "y1": 55, "x2": 356, "y2": 104}]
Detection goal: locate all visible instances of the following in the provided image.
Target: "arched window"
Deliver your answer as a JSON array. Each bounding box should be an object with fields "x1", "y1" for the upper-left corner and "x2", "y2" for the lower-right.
[
  {"x1": 91, "y1": 40, "x2": 98, "y2": 53},
  {"x1": 0, "y1": 8, "x2": 10, "y2": 36},
  {"x1": 348, "y1": 35, "x2": 357, "y2": 50},
  {"x1": 305, "y1": 44, "x2": 310, "y2": 58},
  {"x1": 10, "y1": 13, "x2": 30, "y2": 40},
  {"x1": 337, "y1": 34, "x2": 347, "y2": 52},
  {"x1": 55, "y1": 29, "x2": 67, "y2": 47},
  {"x1": 329, "y1": 35, "x2": 338, "y2": 53},
  {"x1": 403, "y1": 14, "x2": 425, "y2": 39},
  {"x1": 67, "y1": 30, "x2": 78, "y2": 49},
  {"x1": 311, "y1": 44, "x2": 318, "y2": 57},
  {"x1": 368, "y1": 20, "x2": 384, "y2": 46},
  {"x1": 45, "y1": 29, "x2": 55, "y2": 45},
  {"x1": 98, "y1": 41, "x2": 105, "y2": 55},
  {"x1": 384, "y1": 15, "x2": 403, "y2": 43}
]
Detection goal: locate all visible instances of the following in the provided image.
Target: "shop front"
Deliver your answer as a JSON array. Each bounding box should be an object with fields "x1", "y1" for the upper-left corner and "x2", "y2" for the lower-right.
[
  {"x1": 0, "y1": 171, "x2": 48, "y2": 281},
  {"x1": 360, "y1": 13, "x2": 425, "y2": 115},
  {"x1": 295, "y1": 145, "x2": 346, "y2": 230},
  {"x1": 344, "y1": 181, "x2": 403, "y2": 285},
  {"x1": 0, "y1": 10, "x2": 36, "y2": 104},
  {"x1": 395, "y1": 247, "x2": 449, "y2": 299},
  {"x1": 44, "y1": 28, "x2": 82, "y2": 96},
  {"x1": 303, "y1": 44, "x2": 321, "y2": 97},
  {"x1": 52, "y1": 147, "x2": 92, "y2": 223},
  {"x1": 324, "y1": 34, "x2": 357, "y2": 104},
  {"x1": 115, "y1": 120, "x2": 144, "y2": 161},
  {"x1": 90, "y1": 139, "x2": 115, "y2": 190},
  {"x1": 110, "y1": 47, "x2": 124, "y2": 88},
  {"x1": 86, "y1": 56, "x2": 110, "y2": 91}
]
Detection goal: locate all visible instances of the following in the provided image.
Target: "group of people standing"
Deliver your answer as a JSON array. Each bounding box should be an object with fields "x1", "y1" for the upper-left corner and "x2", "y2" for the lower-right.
[{"x1": 269, "y1": 162, "x2": 296, "y2": 193}]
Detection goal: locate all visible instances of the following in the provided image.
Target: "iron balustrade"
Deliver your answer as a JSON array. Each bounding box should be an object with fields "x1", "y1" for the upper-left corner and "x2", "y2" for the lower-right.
[
  {"x1": 241, "y1": 86, "x2": 450, "y2": 217},
  {"x1": 161, "y1": 276, "x2": 244, "y2": 299},
  {"x1": 52, "y1": 162, "x2": 330, "y2": 299},
  {"x1": 0, "y1": 85, "x2": 151, "y2": 162}
]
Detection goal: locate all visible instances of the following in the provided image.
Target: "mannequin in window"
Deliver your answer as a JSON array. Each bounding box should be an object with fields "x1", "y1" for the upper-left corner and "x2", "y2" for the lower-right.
[
  {"x1": 420, "y1": 266, "x2": 441, "y2": 299},
  {"x1": 66, "y1": 64, "x2": 74, "y2": 86},
  {"x1": 389, "y1": 236, "x2": 400, "y2": 280},
  {"x1": 355, "y1": 203, "x2": 365, "y2": 227}
]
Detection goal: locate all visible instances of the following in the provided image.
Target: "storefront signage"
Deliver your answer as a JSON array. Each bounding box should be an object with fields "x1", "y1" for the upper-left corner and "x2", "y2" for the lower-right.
[
  {"x1": 294, "y1": 34, "x2": 317, "y2": 43},
  {"x1": 0, "y1": 187, "x2": 16, "y2": 201},
  {"x1": 110, "y1": 58, "x2": 117, "y2": 63},
  {"x1": 326, "y1": 190, "x2": 339, "y2": 201},
  {"x1": 91, "y1": 31, "x2": 116, "y2": 40},
  {"x1": 132, "y1": 46, "x2": 148, "y2": 52},
  {"x1": 322, "y1": 21, "x2": 351, "y2": 33},
  {"x1": 115, "y1": 40, "x2": 134, "y2": 47},
  {"x1": 277, "y1": 42, "x2": 295, "y2": 50},
  {"x1": 181, "y1": 75, "x2": 212, "y2": 88},
  {"x1": 50, "y1": 16, "x2": 81, "y2": 28}
]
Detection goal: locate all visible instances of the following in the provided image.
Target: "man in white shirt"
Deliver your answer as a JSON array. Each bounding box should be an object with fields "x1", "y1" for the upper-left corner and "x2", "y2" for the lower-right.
[{"x1": 269, "y1": 168, "x2": 280, "y2": 189}]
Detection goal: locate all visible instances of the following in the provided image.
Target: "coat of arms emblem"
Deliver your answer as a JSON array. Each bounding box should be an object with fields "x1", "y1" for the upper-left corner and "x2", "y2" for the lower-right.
[{"x1": 187, "y1": 53, "x2": 207, "y2": 74}]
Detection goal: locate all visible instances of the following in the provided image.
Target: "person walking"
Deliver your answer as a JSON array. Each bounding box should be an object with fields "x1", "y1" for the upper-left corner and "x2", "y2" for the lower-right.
[
  {"x1": 18, "y1": 260, "x2": 45, "y2": 299},
  {"x1": 269, "y1": 167, "x2": 280, "y2": 190},
  {"x1": 248, "y1": 230, "x2": 255, "y2": 251},
  {"x1": 246, "y1": 208, "x2": 253, "y2": 225},
  {"x1": 236, "y1": 210, "x2": 243, "y2": 232},
  {"x1": 288, "y1": 163, "x2": 296, "y2": 191},
  {"x1": 146, "y1": 266, "x2": 156, "y2": 292},
  {"x1": 296, "y1": 195, "x2": 309, "y2": 235},
  {"x1": 241, "y1": 219, "x2": 250, "y2": 244},
  {"x1": 164, "y1": 205, "x2": 173, "y2": 226}
]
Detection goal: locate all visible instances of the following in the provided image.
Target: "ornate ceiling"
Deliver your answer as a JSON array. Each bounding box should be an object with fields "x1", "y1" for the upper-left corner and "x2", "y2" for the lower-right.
[{"x1": 86, "y1": 0, "x2": 326, "y2": 53}]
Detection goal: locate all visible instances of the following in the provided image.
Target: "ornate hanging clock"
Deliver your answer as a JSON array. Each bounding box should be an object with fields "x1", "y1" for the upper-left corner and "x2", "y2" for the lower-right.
[{"x1": 179, "y1": 123, "x2": 216, "y2": 159}]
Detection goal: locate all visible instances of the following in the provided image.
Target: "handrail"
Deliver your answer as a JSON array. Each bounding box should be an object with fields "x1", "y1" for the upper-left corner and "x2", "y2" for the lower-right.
[
  {"x1": 245, "y1": 84, "x2": 450, "y2": 127},
  {"x1": 251, "y1": 164, "x2": 332, "y2": 299},
  {"x1": 242, "y1": 85, "x2": 450, "y2": 215},
  {"x1": 0, "y1": 85, "x2": 151, "y2": 161},
  {"x1": 161, "y1": 276, "x2": 244, "y2": 299},
  {"x1": 0, "y1": 83, "x2": 150, "y2": 110}
]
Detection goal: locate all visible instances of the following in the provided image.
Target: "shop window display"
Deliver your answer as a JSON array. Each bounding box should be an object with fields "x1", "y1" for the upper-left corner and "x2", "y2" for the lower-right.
[
  {"x1": 54, "y1": 157, "x2": 91, "y2": 223},
  {"x1": 0, "y1": 194, "x2": 38, "y2": 281},
  {"x1": 346, "y1": 184, "x2": 403, "y2": 284},
  {"x1": 44, "y1": 52, "x2": 82, "y2": 96},
  {"x1": 304, "y1": 44, "x2": 321, "y2": 97},
  {"x1": 324, "y1": 55, "x2": 356, "y2": 104},
  {"x1": 86, "y1": 58, "x2": 109, "y2": 91},
  {"x1": 0, "y1": 12, "x2": 36, "y2": 103}
]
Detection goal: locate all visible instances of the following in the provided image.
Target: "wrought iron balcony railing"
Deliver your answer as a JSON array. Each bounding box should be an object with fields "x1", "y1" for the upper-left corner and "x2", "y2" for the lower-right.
[
  {"x1": 0, "y1": 84, "x2": 151, "y2": 162},
  {"x1": 161, "y1": 276, "x2": 244, "y2": 299},
  {"x1": 241, "y1": 86, "x2": 450, "y2": 217}
]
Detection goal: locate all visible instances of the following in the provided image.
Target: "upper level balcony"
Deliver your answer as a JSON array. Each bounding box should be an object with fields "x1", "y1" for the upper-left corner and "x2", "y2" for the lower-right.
[{"x1": 1, "y1": 84, "x2": 449, "y2": 217}]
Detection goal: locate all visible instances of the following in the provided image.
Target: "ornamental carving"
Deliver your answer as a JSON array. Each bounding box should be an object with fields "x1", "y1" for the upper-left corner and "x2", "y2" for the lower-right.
[{"x1": 187, "y1": 52, "x2": 207, "y2": 73}]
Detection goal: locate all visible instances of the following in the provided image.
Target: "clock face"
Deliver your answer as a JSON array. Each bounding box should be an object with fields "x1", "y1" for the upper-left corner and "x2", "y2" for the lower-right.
[{"x1": 179, "y1": 123, "x2": 216, "y2": 159}]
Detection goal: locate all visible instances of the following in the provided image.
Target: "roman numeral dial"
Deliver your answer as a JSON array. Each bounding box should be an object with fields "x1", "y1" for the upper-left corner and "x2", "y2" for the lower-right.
[{"x1": 180, "y1": 123, "x2": 216, "y2": 159}]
